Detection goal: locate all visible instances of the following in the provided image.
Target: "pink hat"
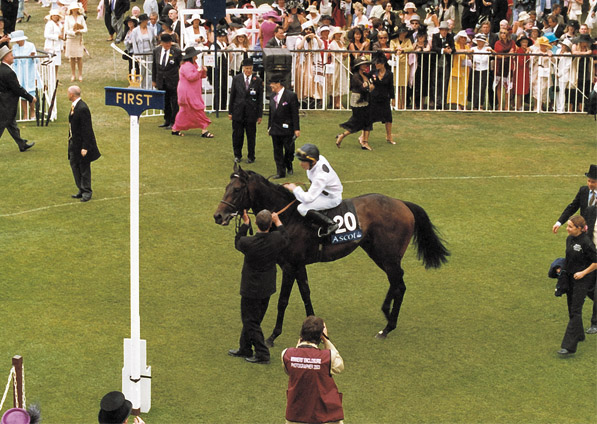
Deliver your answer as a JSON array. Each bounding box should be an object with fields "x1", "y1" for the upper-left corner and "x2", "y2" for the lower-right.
[{"x1": 1, "y1": 409, "x2": 30, "y2": 424}]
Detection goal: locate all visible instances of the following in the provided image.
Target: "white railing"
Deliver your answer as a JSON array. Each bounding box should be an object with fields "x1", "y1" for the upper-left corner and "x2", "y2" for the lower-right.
[{"x1": 15, "y1": 52, "x2": 58, "y2": 123}]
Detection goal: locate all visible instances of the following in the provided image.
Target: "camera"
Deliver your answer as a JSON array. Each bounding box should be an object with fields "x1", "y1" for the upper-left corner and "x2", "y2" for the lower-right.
[{"x1": 425, "y1": 5, "x2": 437, "y2": 14}]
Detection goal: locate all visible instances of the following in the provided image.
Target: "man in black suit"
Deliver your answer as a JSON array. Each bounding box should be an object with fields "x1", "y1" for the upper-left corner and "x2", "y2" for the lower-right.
[
  {"x1": 229, "y1": 209, "x2": 289, "y2": 364},
  {"x1": 152, "y1": 33, "x2": 182, "y2": 128},
  {"x1": 229, "y1": 57, "x2": 263, "y2": 164},
  {"x1": 553, "y1": 164, "x2": 597, "y2": 234},
  {"x1": 1, "y1": 0, "x2": 18, "y2": 34},
  {"x1": 109, "y1": 0, "x2": 131, "y2": 43},
  {"x1": 430, "y1": 21, "x2": 454, "y2": 109},
  {"x1": 265, "y1": 25, "x2": 287, "y2": 48},
  {"x1": 268, "y1": 73, "x2": 300, "y2": 179},
  {"x1": 0, "y1": 46, "x2": 35, "y2": 152},
  {"x1": 67, "y1": 85, "x2": 101, "y2": 202}
]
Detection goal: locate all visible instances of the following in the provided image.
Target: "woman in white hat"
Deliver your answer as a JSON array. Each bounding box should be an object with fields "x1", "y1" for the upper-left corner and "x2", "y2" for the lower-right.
[
  {"x1": 226, "y1": 28, "x2": 250, "y2": 75},
  {"x1": 184, "y1": 13, "x2": 207, "y2": 49},
  {"x1": 295, "y1": 23, "x2": 324, "y2": 103},
  {"x1": 10, "y1": 30, "x2": 39, "y2": 119},
  {"x1": 64, "y1": 2, "x2": 87, "y2": 81},
  {"x1": 43, "y1": 9, "x2": 63, "y2": 76},
  {"x1": 401, "y1": 2, "x2": 418, "y2": 28},
  {"x1": 446, "y1": 30, "x2": 471, "y2": 110},
  {"x1": 328, "y1": 26, "x2": 348, "y2": 109}
]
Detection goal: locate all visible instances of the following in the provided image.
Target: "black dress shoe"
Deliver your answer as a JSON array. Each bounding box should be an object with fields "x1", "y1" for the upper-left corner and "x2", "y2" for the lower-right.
[
  {"x1": 228, "y1": 349, "x2": 252, "y2": 358},
  {"x1": 158, "y1": 123, "x2": 170, "y2": 128},
  {"x1": 245, "y1": 356, "x2": 270, "y2": 364},
  {"x1": 287, "y1": 169, "x2": 293, "y2": 175},
  {"x1": 19, "y1": 141, "x2": 35, "y2": 152},
  {"x1": 557, "y1": 348, "x2": 574, "y2": 356},
  {"x1": 71, "y1": 193, "x2": 83, "y2": 199},
  {"x1": 80, "y1": 197, "x2": 91, "y2": 202},
  {"x1": 272, "y1": 174, "x2": 285, "y2": 179},
  {"x1": 246, "y1": 158, "x2": 255, "y2": 164}
]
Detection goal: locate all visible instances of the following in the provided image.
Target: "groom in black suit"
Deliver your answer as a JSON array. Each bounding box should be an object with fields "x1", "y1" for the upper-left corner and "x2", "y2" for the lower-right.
[
  {"x1": 553, "y1": 164, "x2": 597, "y2": 234},
  {"x1": 268, "y1": 73, "x2": 300, "y2": 179},
  {"x1": 152, "y1": 33, "x2": 182, "y2": 128},
  {"x1": 67, "y1": 85, "x2": 101, "y2": 202},
  {"x1": 229, "y1": 57, "x2": 263, "y2": 164}
]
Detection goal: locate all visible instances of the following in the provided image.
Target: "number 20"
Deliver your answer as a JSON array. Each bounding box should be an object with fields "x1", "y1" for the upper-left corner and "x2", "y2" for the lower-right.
[{"x1": 333, "y1": 212, "x2": 357, "y2": 234}]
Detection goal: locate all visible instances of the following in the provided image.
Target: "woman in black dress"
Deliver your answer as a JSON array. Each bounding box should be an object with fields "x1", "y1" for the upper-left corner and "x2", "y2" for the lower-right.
[
  {"x1": 366, "y1": 51, "x2": 395, "y2": 144},
  {"x1": 558, "y1": 215, "x2": 597, "y2": 356},
  {"x1": 335, "y1": 56, "x2": 373, "y2": 151}
]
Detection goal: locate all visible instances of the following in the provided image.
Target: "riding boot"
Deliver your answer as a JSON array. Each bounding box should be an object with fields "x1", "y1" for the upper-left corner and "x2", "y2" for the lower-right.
[{"x1": 305, "y1": 210, "x2": 339, "y2": 238}]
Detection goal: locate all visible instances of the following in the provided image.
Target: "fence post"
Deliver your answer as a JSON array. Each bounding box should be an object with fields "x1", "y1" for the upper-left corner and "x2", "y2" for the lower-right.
[{"x1": 12, "y1": 355, "x2": 23, "y2": 408}]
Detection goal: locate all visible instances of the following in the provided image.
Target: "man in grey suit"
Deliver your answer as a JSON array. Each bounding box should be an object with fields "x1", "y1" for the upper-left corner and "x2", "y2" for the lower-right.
[{"x1": 0, "y1": 46, "x2": 35, "y2": 152}]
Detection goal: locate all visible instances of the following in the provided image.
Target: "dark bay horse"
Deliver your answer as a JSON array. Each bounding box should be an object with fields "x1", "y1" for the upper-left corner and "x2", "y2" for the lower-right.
[{"x1": 213, "y1": 165, "x2": 450, "y2": 344}]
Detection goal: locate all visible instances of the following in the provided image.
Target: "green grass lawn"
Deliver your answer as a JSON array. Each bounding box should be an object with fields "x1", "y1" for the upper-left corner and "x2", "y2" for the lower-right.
[{"x1": 1, "y1": 2, "x2": 597, "y2": 423}]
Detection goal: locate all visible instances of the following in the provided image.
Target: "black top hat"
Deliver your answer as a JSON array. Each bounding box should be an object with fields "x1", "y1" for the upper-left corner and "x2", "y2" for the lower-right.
[
  {"x1": 575, "y1": 34, "x2": 594, "y2": 44},
  {"x1": 124, "y1": 16, "x2": 139, "y2": 27},
  {"x1": 160, "y1": 32, "x2": 173, "y2": 42},
  {"x1": 241, "y1": 57, "x2": 253, "y2": 67},
  {"x1": 516, "y1": 35, "x2": 533, "y2": 46},
  {"x1": 586, "y1": 164, "x2": 597, "y2": 180},
  {"x1": 352, "y1": 55, "x2": 371, "y2": 70},
  {"x1": 269, "y1": 73, "x2": 285, "y2": 83},
  {"x1": 159, "y1": 17, "x2": 173, "y2": 27},
  {"x1": 182, "y1": 46, "x2": 200, "y2": 60},
  {"x1": 98, "y1": 391, "x2": 132, "y2": 424}
]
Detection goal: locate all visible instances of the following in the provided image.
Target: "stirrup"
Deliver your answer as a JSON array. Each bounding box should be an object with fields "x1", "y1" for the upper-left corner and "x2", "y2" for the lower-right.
[{"x1": 317, "y1": 223, "x2": 339, "y2": 238}]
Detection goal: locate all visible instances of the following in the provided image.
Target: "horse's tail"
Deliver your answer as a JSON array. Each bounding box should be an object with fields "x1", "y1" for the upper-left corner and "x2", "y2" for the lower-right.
[{"x1": 403, "y1": 201, "x2": 450, "y2": 269}]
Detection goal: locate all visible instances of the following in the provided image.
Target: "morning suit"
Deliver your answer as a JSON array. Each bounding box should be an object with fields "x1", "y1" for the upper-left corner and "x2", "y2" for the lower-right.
[
  {"x1": 268, "y1": 88, "x2": 300, "y2": 177},
  {"x1": 69, "y1": 99, "x2": 101, "y2": 200},
  {"x1": 265, "y1": 36, "x2": 286, "y2": 48},
  {"x1": 110, "y1": 0, "x2": 130, "y2": 43},
  {"x1": 229, "y1": 72, "x2": 263, "y2": 162},
  {"x1": 235, "y1": 223, "x2": 289, "y2": 360},
  {"x1": 0, "y1": 62, "x2": 34, "y2": 150},
  {"x1": 557, "y1": 186, "x2": 596, "y2": 225},
  {"x1": 152, "y1": 44, "x2": 182, "y2": 126},
  {"x1": 430, "y1": 32, "x2": 455, "y2": 109}
]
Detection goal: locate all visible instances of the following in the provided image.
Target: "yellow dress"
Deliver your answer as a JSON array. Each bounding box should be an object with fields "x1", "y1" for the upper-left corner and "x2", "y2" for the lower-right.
[
  {"x1": 390, "y1": 38, "x2": 413, "y2": 87},
  {"x1": 447, "y1": 50, "x2": 470, "y2": 107}
]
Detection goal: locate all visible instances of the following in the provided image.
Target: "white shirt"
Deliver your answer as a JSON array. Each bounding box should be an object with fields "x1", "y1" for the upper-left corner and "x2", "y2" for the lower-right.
[{"x1": 292, "y1": 155, "x2": 343, "y2": 204}]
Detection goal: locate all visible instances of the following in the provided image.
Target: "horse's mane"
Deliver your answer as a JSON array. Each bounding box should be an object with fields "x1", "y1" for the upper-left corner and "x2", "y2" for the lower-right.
[{"x1": 245, "y1": 170, "x2": 296, "y2": 203}]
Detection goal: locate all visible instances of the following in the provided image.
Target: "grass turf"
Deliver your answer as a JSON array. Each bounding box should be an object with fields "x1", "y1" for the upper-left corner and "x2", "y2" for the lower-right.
[{"x1": 1, "y1": 2, "x2": 597, "y2": 423}]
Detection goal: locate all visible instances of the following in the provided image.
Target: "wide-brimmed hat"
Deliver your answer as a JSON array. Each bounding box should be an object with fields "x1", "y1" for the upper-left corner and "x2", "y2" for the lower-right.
[
  {"x1": 328, "y1": 26, "x2": 345, "y2": 41},
  {"x1": 45, "y1": 9, "x2": 62, "y2": 20},
  {"x1": 124, "y1": 16, "x2": 139, "y2": 27},
  {"x1": 559, "y1": 38, "x2": 572, "y2": 50},
  {"x1": 67, "y1": 2, "x2": 84, "y2": 13},
  {"x1": 566, "y1": 19, "x2": 580, "y2": 30},
  {"x1": 438, "y1": 21, "x2": 450, "y2": 30},
  {"x1": 516, "y1": 35, "x2": 533, "y2": 46},
  {"x1": 9, "y1": 30, "x2": 28, "y2": 42},
  {"x1": 544, "y1": 32, "x2": 558, "y2": 43},
  {"x1": 262, "y1": 10, "x2": 281, "y2": 21},
  {"x1": 98, "y1": 392, "x2": 132, "y2": 424},
  {"x1": 0, "y1": 46, "x2": 11, "y2": 61},
  {"x1": 186, "y1": 13, "x2": 203, "y2": 24},
  {"x1": 352, "y1": 55, "x2": 371, "y2": 70},
  {"x1": 586, "y1": 164, "x2": 597, "y2": 179},
  {"x1": 473, "y1": 33, "x2": 487, "y2": 44},
  {"x1": 518, "y1": 11, "x2": 530, "y2": 21},
  {"x1": 536, "y1": 36, "x2": 551, "y2": 48},
  {"x1": 182, "y1": 46, "x2": 200, "y2": 60},
  {"x1": 1, "y1": 408, "x2": 30, "y2": 424},
  {"x1": 454, "y1": 30, "x2": 468, "y2": 41},
  {"x1": 306, "y1": 4, "x2": 318, "y2": 13},
  {"x1": 158, "y1": 17, "x2": 173, "y2": 27},
  {"x1": 575, "y1": 34, "x2": 594, "y2": 44},
  {"x1": 410, "y1": 14, "x2": 420, "y2": 21},
  {"x1": 232, "y1": 28, "x2": 248, "y2": 39},
  {"x1": 404, "y1": 2, "x2": 417, "y2": 10}
]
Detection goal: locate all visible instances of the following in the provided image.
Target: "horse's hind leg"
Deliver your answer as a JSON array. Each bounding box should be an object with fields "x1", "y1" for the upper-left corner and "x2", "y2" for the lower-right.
[
  {"x1": 376, "y1": 265, "x2": 406, "y2": 339},
  {"x1": 266, "y1": 269, "x2": 295, "y2": 347},
  {"x1": 295, "y1": 265, "x2": 314, "y2": 317}
]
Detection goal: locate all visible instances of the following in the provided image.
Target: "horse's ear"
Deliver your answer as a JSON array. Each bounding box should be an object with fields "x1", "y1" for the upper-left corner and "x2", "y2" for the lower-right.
[
  {"x1": 236, "y1": 164, "x2": 249, "y2": 180},
  {"x1": 233, "y1": 162, "x2": 239, "y2": 173}
]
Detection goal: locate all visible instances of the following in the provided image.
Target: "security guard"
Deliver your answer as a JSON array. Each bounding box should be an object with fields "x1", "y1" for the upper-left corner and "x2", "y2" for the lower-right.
[{"x1": 284, "y1": 143, "x2": 343, "y2": 237}]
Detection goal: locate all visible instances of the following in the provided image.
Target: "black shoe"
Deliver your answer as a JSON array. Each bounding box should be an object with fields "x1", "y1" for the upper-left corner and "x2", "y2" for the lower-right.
[
  {"x1": 80, "y1": 197, "x2": 91, "y2": 202},
  {"x1": 228, "y1": 349, "x2": 252, "y2": 358},
  {"x1": 19, "y1": 141, "x2": 35, "y2": 152},
  {"x1": 246, "y1": 158, "x2": 255, "y2": 164},
  {"x1": 557, "y1": 348, "x2": 575, "y2": 356},
  {"x1": 158, "y1": 123, "x2": 170, "y2": 128},
  {"x1": 234, "y1": 157, "x2": 241, "y2": 163},
  {"x1": 71, "y1": 193, "x2": 83, "y2": 199},
  {"x1": 272, "y1": 174, "x2": 285, "y2": 179},
  {"x1": 287, "y1": 169, "x2": 293, "y2": 175},
  {"x1": 245, "y1": 356, "x2": 270, "y2": 364}
]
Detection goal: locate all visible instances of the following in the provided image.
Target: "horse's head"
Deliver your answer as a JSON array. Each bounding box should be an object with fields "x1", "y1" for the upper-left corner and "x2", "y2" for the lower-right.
[{"x1": 213, "y1": 163, "x2": 252, "y2": 226}]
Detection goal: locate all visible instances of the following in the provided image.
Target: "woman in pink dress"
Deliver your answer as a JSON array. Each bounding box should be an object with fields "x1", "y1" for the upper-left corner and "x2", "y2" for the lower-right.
[{"x1": 172, "y1": 47, "x2": 214, "y2": 138}]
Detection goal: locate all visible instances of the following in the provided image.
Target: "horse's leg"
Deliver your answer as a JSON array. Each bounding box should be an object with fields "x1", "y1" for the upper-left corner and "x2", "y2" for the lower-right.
[
  {"x1": 266, "y1": 268, "x2": 295, "y2": 348},
  {"x1": 376, "y1": 265, "x2": 406, "y2": 339},
  {"x1": 295, "y1": 265, "x2": 315, "y2": 317}
]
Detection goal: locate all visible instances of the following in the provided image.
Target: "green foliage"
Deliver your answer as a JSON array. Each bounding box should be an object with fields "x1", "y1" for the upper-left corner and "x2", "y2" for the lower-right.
[{"x1": 1, "y1": 3, "x2": 596, "y2": 423}]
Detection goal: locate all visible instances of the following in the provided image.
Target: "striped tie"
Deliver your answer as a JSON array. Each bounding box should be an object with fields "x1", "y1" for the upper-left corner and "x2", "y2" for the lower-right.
[{"x1": 590, "y1": 191, "x2": 596, "y2": 206}]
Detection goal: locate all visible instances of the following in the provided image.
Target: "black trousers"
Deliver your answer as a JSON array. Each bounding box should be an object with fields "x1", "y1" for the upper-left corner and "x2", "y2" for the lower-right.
[
  {"x1": 471, "y1": 70, "x2": 489, "y2": 109},
  {"x1": 239, "y1": 296, "x2": 270, "y2": 359},
  {"x1": 232, "y1": 120, "x2": 256, "y2": 161},
  {"x1": 0, "y1": 119, "x2": 27, "y2": 149},
  {"x1": 69, "y1": 158, "x2": 92, "y2": 199},
  {"x1": 271, "y1": 134, "x2": 294, "y2": 177},
  {"x1": 430, "y1": 63, "x2": 450, "y2": 109},
  {"x1": 1, "y1": 2, "x2": 18, "y2": 34},
  {"x1": 163, "y1": 85, "x2": 179, "y2": 126},
  {"x1": 561, "y1": 277, "x2": 593, "y2": 352}
]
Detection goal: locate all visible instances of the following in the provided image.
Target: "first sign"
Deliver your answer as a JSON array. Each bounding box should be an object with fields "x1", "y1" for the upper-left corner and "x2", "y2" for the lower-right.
[{"x1": 105, "y1": 87, "x2": 165, "y2": 116}]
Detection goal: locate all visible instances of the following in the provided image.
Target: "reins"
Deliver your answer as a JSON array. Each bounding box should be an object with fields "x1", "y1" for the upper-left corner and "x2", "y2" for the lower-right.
[{"x1": 276, "y1": 199, "x2": 297, "y2": 215}]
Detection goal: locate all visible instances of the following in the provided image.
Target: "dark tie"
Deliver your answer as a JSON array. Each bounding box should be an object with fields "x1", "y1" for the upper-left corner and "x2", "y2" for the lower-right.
[
  {"x1": 245, "y1": 76, "x2": 250, "y2": 90},
  {"x1": 162, "y1": 49, "x2": 168, "y2": 67},
  {"x1": 590, "y1": 191, "x2": 596, "y2": 206}
]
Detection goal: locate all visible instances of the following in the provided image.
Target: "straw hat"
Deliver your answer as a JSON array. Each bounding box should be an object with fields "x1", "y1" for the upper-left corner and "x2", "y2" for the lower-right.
[
  {"x1": 352, "y1": 55, "x2": 371, "y2": 70},
  {"x1": 306, "y1": 4, "x2": 318, "y2": 13},
  {"x1": 536, "y1": 36, "x2": 551, "y2": 48},
  {"x1": 328, "y1": 26, "x2": 345, "y2": 41},
  {"x1": 473, "y1": 33, "x2": 487, "y2": 44},
  {"x1": 9, "y1": 30, "x2": 28, "y2": 42},
  {"x1": 44, "y1": 9, "x2": 62, "y2": 21},
  {"x1": 404, "y1": 2, "x2": 417, "y2": 11},
  {"x1": 67, "y1": 2, "x2": 84, "y2": 13},
  {"x1": 454, "y1": 30, "x2": 468, "y2": 41}
]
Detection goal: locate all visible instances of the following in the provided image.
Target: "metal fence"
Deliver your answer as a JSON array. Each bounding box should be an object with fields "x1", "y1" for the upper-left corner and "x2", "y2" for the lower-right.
[
  {"x1": 15, "y1": 52, "x2": 58, "y2": 124},
  {"x1": 111, "y1": 47, "x2": 595, "y2": 115}
]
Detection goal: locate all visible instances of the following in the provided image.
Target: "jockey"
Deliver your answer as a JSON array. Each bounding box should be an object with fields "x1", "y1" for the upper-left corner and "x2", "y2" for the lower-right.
[{"x1": 284, "y1": 143, "x2": 343, "y2": 237}]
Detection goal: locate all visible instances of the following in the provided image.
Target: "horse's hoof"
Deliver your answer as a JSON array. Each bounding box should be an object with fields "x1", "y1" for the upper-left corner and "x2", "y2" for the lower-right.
[
  {"x1": 265, "y1": 337, "x2": 275, "y2": 348},
  {"x1": 375, "y1": 330, "x2": 387, "y2": 340}
]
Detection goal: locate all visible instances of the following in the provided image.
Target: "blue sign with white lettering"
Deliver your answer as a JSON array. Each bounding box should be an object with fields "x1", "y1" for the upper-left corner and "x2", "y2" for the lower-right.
[
  {"x1": 330, "y1": 229, "x2": 363, "y2": 245},
  {"x1": 105, "y1": 87, "x2": 165, "y2": 116}
]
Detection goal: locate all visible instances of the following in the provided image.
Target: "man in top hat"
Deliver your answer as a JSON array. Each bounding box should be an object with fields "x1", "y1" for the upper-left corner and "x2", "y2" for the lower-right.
[
  {"x1": 268, "y1": 73, "x2": 300, "y2": 179},
  {"x1": 229, "y1": 57, "x2": 263, "y2": 164},
  {"x1": 151, "y1": 32, "x2": 182, "y2": 129},
  {"x1": 0, "y1": 46, "x2": 35, "y2": 152},
  {"x1": 98, "y1": 391, "x2": 145, "y2": 424}
]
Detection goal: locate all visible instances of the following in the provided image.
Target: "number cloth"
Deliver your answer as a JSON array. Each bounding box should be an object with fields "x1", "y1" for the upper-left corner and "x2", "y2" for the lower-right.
[{"x1": 292, "y1": 155, "x2": 343, "y2": 216}]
